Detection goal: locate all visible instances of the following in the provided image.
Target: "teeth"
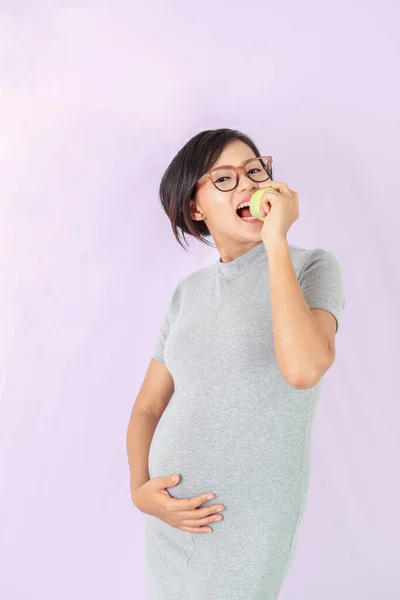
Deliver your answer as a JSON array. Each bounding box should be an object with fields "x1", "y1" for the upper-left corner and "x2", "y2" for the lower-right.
[{"x1": 237, "y1": 201, "x2": 251, "y2": 210}]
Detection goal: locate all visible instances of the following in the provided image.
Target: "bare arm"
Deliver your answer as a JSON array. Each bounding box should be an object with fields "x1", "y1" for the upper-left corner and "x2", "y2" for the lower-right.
[
  {"x1": 266, "y1": 237, "x2": 334, "y2": 388},
  {"x1": 126, "y1": 358, "x2": 175, "y2": 494}
]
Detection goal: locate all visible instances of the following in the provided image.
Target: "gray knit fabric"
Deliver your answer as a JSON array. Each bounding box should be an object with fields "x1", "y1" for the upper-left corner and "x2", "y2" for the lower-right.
[{"x1": 145, "y1": 241, "x2": 345, "y2": 600}]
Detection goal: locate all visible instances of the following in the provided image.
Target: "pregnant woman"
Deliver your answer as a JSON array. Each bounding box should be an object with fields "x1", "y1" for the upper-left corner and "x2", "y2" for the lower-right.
[{"x1": 126, "y1": 128, "x2": 345, "y2": 600}]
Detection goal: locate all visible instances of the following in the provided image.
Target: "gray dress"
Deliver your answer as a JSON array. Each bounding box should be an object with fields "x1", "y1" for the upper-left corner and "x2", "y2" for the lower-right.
[{"x1": 145, "y1": 241, "x2": 345, "y2": 600}]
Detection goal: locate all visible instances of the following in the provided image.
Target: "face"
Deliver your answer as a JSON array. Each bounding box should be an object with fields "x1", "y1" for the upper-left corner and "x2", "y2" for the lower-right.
[{"x1": 190, "y1": 140, "x2": 265, "y2": 248}]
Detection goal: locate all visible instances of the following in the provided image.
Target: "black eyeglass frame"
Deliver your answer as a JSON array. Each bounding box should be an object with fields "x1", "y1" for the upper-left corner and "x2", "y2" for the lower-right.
[{"x1": 194, "y1": 156, "x2": 273, "y2": 192}]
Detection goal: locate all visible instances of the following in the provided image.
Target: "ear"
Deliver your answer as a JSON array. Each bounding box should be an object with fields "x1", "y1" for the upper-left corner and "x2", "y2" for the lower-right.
[
  {"x1": 190, "y1": 202, "x2": 203, "y2": 220},
  {"x1": 189, "y1": 201, "x2": 196, "y2": 217}
]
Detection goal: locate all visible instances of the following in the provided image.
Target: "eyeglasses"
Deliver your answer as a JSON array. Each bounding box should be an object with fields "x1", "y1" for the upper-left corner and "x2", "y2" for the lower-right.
[{"x1": 195, "y1": 156, "x2": 273, "y2": 192}]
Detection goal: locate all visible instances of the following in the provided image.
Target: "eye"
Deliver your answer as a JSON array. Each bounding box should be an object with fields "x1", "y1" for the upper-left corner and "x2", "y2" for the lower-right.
[{"x1": 215, "y1": 176, "x2": 232, "y2": 183}]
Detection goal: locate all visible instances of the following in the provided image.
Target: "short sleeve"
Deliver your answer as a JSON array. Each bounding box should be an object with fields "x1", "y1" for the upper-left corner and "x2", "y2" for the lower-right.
[
  {"x1": 151, "y1": 282, "x2": 182, "y2": 363},
  {"x1": 298, "y1": 249, "x2": 345, "y2": 333}
]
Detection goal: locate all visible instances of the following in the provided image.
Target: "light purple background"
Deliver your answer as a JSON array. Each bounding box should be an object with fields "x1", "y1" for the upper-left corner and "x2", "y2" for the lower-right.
[{"x1": 0, "y1": 2, "x2": 399, "y2": 599}]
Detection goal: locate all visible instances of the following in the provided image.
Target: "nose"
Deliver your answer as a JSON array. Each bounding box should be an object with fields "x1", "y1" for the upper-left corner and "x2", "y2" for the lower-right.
[{"x1": 237, "y1": 167, "x2": 258, "y2": 191}]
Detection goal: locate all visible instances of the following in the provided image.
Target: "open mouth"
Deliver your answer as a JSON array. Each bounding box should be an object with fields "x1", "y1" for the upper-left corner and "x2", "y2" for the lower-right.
[{"x1": 236, "y1": 205, "x2": 259, "y2": 222}]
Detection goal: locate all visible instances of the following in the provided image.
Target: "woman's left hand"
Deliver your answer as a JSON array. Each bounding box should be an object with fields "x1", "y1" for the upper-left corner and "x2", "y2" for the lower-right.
[{"x1": 257, "y1": 181, "x2": 299, "y2": 245}]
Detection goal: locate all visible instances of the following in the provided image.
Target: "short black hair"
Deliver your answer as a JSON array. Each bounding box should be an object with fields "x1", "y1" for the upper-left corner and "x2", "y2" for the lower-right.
[{"x1": 158, "y1": 128, "x2": 273, "y2": 250}]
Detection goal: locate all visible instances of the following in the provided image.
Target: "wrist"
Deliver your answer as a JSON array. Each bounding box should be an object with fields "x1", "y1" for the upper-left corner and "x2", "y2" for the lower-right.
[
  {"x1": 262, "y1": 233, "x2": 287, "y2": 253},
  {"x1": 130, "y1": 478, "x2": 149, "y2": 494}
]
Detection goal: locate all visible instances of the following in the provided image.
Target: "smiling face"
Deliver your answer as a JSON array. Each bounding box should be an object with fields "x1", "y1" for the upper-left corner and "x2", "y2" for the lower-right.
[{"x1": 190, "y1": 140, "x2": 265, "y2": 253}]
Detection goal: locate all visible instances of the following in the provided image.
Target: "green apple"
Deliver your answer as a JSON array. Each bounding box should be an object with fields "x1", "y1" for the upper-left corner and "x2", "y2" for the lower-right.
[{"x1": 249, "y1": 187, "x2": 275, "y2": 221}]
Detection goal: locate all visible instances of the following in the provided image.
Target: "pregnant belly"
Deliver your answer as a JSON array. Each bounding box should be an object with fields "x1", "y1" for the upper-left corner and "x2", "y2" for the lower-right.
[
  {"x1": 148, "y1": 409, "x2": 220, "y2": 499},
  {"x1": 147, "y1": 395, "x2": 309, "y2": 511}
]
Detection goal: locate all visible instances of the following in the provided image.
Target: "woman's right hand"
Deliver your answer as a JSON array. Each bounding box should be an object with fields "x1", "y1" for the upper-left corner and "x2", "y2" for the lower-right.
[{"x1": 131, "y1": 474, "x2": 225, "y2": 533}]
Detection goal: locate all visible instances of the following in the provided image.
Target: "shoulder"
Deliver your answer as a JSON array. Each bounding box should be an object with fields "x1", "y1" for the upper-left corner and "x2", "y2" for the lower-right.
[
  {"x1": 288, "y1": 243, "x2": 342, "y2": 276},
  {"x1": 176, "y1": 262, "x2": 215, "y2": 291},
  {"x1": 166, "y1": 263, "x2": 214, "y2": 311}
]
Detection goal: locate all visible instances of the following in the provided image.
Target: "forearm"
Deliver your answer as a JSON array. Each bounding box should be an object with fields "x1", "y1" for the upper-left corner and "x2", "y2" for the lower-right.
[
  {"x1": 126, "y1": 406, "x2": 160, "y2": 492},
  {"x1": 265, "y1": 236, "x2": 330, "y2": 387}
]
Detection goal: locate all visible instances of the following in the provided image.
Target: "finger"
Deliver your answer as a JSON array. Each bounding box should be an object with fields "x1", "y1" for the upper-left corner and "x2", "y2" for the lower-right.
[
  {"x1": 180, "y1": 512, "x2": 223, "y2": 527},
  {"x1": 168, "y1": 492, "x2": 216, "y2": 511},
  {"x1": 260, "y1": 200, "x2": 271, "y2": 216},
  {"x1": 259, "y1": 181, "x2": 294, "y2": 199},
  {"x1": 274, "y1": 182, "x2": 293, "y2": 196},
  {"x1": 152, "y1": 473, "x2": 181, "y2": 489},
  {"x1": 258, "y1": 181, "x2": 286, "y2": 194},
  {"x1": 179, "y1": 525, "x2": 213, "y2": 533},
  {"x1": 260, "y1": 189, "x2": 280, "y2": 204},
  {"x1": 175, "y1": 504, "x2": 225, "y2": 520},
  {"x1": 262, "y1": 200, "x2": 271, "y2": 211},
  {"x1": 261, "y1": 190, "x2": 292, "y2": 207}
]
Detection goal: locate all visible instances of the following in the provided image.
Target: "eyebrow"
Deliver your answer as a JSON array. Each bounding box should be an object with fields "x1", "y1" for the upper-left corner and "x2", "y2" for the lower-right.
[{"x1": 214, "y1": 157, "x2": 255, "y2": 169}]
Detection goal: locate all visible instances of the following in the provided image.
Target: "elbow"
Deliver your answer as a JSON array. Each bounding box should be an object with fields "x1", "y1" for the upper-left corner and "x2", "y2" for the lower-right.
[
  {"x1": 284, "y1": 366, "x2": 324, "y2": 390},
  {"x1": 289, "y1": 376, "x2": 320, "y2": 390},
  {"x1": 280, "y1": 349, "x2": 335, "y2": 390}
]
